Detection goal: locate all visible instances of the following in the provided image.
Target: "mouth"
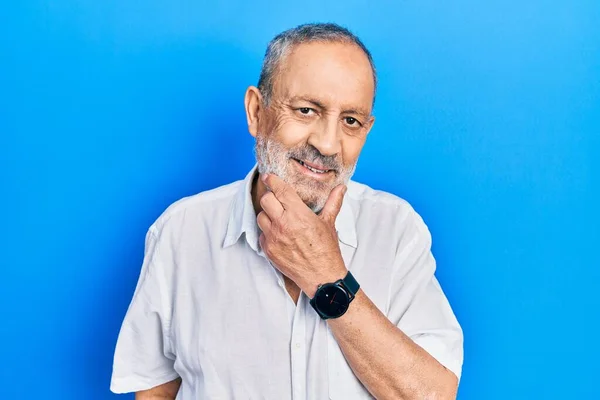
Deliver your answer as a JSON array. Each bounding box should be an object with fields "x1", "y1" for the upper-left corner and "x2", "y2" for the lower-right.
[{"x1": 291, "y1": 158, "x2": 335, "y2": 179}]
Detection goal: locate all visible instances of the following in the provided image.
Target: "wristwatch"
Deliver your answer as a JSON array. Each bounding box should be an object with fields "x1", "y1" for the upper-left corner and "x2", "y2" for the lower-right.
[{"x1": 309, "y1": 271, "x2": 360, "y2": 320}]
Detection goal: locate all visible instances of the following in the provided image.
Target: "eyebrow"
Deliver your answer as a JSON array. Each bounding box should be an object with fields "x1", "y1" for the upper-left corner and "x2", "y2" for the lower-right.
[
  {"x1": 288, "y1": 96, "x2": 371, "y2": 119},
  {"x1": 289, "y1": 96, "x2": 326, "y2": 110},
  {"x1": 342, "y1": 107, "x2": 371, "y2": 119}
]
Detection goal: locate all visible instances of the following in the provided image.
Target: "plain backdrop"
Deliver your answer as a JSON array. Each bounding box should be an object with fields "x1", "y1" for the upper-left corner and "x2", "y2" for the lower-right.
[{"x1": 1, "y1": 1, "x2": 599, "y2": 399}]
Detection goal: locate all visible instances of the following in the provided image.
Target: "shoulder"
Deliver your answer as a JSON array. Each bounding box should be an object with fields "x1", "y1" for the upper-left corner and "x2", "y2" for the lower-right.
[
  {"x1": 148, "y1": 178, "x2": 243, "y2": 236},
  {"x1": 346, "y1": 179, "x2": 432, "y2": 243},
  {"x1": 347, "y1": 180, "x2": 417, "y2": 220}
]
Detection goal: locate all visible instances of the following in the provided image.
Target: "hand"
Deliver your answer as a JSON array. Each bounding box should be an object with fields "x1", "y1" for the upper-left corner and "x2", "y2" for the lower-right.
[{"x1": 257, "y1": 173, "x2": 348, "y2": 298}]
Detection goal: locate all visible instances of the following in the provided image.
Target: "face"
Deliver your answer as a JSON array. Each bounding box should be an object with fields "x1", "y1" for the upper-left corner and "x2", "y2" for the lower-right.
[{"x1": 248, "y1": 41, "x2": 375, "y2": 213}]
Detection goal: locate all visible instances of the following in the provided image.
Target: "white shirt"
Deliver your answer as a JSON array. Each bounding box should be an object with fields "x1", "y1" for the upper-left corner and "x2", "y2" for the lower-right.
[{"x1": 110, "y1": 164, "x2": 463, "y2": 399}]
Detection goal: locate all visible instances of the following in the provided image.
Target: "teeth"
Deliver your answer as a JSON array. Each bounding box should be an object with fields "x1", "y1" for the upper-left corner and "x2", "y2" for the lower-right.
[{"x1": 298, "y1": 160, "x2": 327, "y2": 174}]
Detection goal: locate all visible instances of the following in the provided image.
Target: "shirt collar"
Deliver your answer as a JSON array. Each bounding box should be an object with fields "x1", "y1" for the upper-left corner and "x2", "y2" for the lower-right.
[{"x1": 223, "y1": 164, "x2": 358, "y2": 251}]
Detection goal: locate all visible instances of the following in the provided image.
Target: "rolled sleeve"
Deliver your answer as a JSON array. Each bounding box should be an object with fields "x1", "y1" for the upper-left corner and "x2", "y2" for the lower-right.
[
  {"x1": 110, "y1": 228, "x2": 179, "y2": 394},
  {"x1": 387, "y1": 209, "x2": 464, "y2": 381}
]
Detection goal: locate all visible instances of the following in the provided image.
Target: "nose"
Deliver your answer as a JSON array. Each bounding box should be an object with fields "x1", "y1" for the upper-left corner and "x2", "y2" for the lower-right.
[{"x1": 306, "y1": 115, "x2": 341, "y2": 157}]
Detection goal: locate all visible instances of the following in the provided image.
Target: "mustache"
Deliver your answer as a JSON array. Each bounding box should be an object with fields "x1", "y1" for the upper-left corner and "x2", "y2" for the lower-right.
[{"x1": 287, "y1": 146, "x2": 341, "y2": 171}]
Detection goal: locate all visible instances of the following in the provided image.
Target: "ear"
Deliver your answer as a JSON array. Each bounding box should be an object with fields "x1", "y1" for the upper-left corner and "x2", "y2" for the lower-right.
[{"x1": 244, "y1": 86, "x2": 263, "y2": 138}]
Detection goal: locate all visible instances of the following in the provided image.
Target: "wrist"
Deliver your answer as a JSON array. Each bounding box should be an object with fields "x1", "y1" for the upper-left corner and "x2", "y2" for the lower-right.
[
  {"x1": 308, "y1": 270, "x2": 360, "y2": 320},
  {"x1": 302, "y1": 264, "x2": 348, "y2": 299}
]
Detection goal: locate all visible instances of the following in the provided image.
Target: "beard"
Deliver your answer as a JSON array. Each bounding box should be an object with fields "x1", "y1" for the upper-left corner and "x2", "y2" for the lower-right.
[{"x1": 254, "y1": 133, "x2": 357, "y2": 213}]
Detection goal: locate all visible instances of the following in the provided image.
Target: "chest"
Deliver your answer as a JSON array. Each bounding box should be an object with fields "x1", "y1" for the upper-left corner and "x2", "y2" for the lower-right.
[{"x1": 167, "y1": 246, "x2": 378, "y2": 399}]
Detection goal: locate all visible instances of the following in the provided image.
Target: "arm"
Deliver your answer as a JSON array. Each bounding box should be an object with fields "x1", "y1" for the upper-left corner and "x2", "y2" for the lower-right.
[
  {"x1": 326, "y1": 290, "x2": 458, "y2": 400},
  {"x1": 320, "y1": 208, "x2": 461, "y2": 399},
  {"x1": 135, "y1": 377, "x2": 182, "y2": 400},
  {"x1": 111, "y1": 228, "x2": 180, "y2": 395},
  {"x1": 257, "y1": 174, "x2": 462, "y2": 400},
  {"x1": 320, "y1": 207, "x2": 461, "y2": 399}
]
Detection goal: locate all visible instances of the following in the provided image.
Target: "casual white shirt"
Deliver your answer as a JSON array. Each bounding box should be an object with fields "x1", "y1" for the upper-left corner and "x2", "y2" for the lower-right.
[{"x1": 110, "y1": 164, "x2": 463, "y2": 399}]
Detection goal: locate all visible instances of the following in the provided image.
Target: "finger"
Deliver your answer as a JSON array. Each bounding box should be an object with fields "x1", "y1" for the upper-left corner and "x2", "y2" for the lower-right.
[
  {"x1": 259, "y1": 232, "x2": 271, "y2": 256},
  {"x1": 257, "y1": 211, "x2": 272, "y2": 235},
  {"x1": 319, "y1": 184, "x2": 347, "y2": 224},
  {"x1": 260, "y1": 191, "x2": 285, "y2": 220},
  {"x1": 262, "y1": 173, "x2": 302, "y2": 209}
]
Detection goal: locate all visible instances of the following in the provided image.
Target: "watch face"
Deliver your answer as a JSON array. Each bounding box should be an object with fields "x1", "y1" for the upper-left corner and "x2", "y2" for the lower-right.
[{"x1": 314, "y1": 283, "x2": 350, "y2": 318}]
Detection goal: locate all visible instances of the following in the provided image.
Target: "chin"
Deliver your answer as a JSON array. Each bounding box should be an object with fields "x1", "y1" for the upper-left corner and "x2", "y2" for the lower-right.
[
  {"x1": 295, "y1": 187, "x2": 327, "y2": 213},
  {"x1": 277, "y1": 162, "x2": 332, "y2": 212}
]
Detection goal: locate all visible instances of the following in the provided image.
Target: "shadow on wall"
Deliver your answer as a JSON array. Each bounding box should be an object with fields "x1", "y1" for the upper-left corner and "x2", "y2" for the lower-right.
[{"x1": 72, "y1": 37, "x2": 258, "y2": 398}]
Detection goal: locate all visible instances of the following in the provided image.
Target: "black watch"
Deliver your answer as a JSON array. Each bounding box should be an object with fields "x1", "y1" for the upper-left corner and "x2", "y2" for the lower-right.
[{"x1": 309, "y1": 271, "x2": 360, "y2": 320}]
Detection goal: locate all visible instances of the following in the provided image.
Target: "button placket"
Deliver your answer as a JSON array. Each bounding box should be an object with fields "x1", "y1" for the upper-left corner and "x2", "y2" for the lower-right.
[{"x1": 290, "y1": 294, "x2": 307, "y2": 400}]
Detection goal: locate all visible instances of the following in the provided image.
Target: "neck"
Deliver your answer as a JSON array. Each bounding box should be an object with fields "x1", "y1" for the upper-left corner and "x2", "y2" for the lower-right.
[{"x1": 251, "y1": 171, "x2": 268, "y2": 216}]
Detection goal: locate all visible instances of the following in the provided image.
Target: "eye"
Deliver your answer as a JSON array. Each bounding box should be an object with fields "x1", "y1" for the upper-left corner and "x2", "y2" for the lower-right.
[
  {"x1": 344, "y1": 117, "x2": 361, "y2": 127},
  {"x1": 298, "y1": 107, "x2": 315, "y2": 115}
]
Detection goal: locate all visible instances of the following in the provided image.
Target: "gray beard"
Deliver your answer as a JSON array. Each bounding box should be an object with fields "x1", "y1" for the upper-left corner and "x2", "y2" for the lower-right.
[{"x1": 253, "y1": 134, "x2": 357, "y2": 213}]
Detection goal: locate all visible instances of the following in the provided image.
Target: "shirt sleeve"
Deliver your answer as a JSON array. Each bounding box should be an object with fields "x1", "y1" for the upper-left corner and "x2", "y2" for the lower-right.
[
  {"x1": 386, "y1": 208, "x2": 464, "y2": 381},
  {"x1": 110, "y1": 227, "x2": 179, "y2": 394}
]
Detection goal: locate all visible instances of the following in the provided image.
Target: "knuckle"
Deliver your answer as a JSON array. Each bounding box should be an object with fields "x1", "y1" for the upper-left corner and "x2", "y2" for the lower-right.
[
  {"x1": 258, "y1": 211, "x2": 267, "y2": 226},
  {"x1": 269, "y1": 233, "x2": 279, "y2": 245},
  {"x1": 276, "y1": 218, "x2": 288, "y2": 233},
  {"x1": 264, "y1": 242, "x2": 274, "y2": 257},
  {"x1": 259, "y1": 195, "x2": 269, "y2": 208},
  {"x1": 277, "y1": 186, "x2": 288, "y2": 198}
]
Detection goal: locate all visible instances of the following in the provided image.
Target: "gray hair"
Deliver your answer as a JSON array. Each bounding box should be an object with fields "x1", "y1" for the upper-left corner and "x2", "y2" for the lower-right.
[{"x1": 257, "y1": 23, "x2": 377, "y2": 107}]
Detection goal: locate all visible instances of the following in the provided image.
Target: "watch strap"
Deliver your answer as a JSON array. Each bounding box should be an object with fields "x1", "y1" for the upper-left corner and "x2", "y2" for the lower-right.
[{"x1": 342, "y1": 271, "x2": 360, "y2": 296}]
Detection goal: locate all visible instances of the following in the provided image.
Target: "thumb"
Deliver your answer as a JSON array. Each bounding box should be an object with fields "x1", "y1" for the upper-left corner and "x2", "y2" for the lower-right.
[{"x1": 319, "y1": 184, "x2": 347, "y2": 224}]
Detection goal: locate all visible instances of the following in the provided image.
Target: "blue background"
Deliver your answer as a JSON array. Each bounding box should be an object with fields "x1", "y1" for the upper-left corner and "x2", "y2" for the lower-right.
[{"x1": 1, "y1": 1, "x2": 599, "y2": 399}]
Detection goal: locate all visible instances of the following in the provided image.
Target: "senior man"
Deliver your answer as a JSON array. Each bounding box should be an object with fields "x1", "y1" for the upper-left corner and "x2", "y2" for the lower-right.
[{"x1": 111, "y1": 23, "x2": 463, "y2": 399}]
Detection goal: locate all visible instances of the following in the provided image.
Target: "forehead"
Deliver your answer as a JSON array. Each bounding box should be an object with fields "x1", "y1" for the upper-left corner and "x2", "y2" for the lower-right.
[{"x1": 273, "y1": 41, "x2": 375, "y2": 113}]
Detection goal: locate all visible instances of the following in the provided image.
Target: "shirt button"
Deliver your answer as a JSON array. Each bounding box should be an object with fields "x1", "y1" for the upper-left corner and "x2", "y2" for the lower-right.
[{"x1": 295, "y1": 343, "x2": 301, "y2": 349}]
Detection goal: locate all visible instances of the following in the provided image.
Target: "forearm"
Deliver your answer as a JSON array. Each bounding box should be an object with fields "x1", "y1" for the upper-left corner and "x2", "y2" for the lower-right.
[
  {"x1": 327, "y1": 290, "x2": 458, "y2": 400},
  {"x1": 135, "y1": 377, "x2": 181, "y2": 400}
]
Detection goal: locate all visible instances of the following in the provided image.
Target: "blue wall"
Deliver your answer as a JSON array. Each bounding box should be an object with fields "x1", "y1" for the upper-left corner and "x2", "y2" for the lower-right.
[{"x1": 2, "y1": 1, "x2": 598, "y2": 398}]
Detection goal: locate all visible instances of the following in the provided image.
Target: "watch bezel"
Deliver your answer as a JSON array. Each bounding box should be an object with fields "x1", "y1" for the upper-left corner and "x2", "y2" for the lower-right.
[{"x1": 310, "y1": 279, "x2": 353, "y2": 320}]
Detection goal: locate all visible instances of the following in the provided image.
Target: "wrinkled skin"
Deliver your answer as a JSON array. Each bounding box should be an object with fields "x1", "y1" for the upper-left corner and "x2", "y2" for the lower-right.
[{"x1": 244, "y1": 40, "x2": 376, "y2": 296}]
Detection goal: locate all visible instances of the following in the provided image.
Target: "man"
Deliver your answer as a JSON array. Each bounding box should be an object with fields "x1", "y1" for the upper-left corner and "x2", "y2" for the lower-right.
[{"x1": 111, "y1": 23, "x2": 463, "y2": 399}]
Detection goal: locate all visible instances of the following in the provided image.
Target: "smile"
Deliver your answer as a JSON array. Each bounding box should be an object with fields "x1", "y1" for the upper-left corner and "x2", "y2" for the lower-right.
[{"x1": 292, "y1": 158, "x2": 335, "y2": 178}]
